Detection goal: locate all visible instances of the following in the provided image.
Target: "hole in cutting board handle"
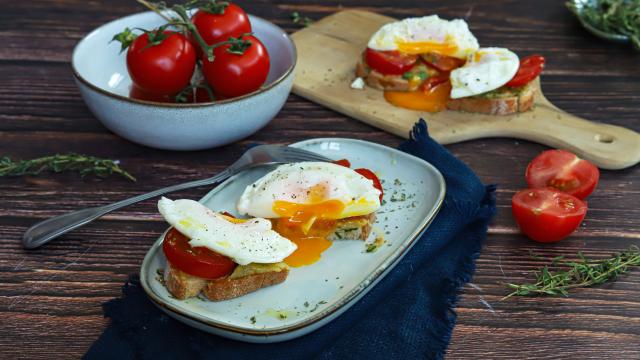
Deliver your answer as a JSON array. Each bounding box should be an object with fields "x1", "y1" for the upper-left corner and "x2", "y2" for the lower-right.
[{"x1": 594, "y1": 133, "x2": 615, "y2": 144}]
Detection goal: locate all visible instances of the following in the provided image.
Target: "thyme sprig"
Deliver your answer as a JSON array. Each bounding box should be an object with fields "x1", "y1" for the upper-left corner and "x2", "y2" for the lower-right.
[
  {"x1": 567, "y1": 0, "x2": 640, "y2": 49},
  {"x1": 0, "y1": 154, "x2": 136, "y2": 182},
  {"x1": 291, "y1": 11, "x2": 313, "y2": 27},
  {"x1": 503, "y1": 246, "x2": 640, "y2": 299}
]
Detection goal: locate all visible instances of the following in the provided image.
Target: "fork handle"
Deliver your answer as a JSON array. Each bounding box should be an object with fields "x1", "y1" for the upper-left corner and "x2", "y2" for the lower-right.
[{"x1": 22, "y1": 169, "x2": 233, "y2": 249}]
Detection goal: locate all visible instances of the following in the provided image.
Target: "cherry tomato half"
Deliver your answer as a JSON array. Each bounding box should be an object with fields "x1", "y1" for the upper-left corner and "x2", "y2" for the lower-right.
[
  {"x1": 355, "y1": 168, "x2": 384, "y2": 202},
  {"x1": 420, "y1": 53, "x2": 465, "y2": 73},
  {"x1": 506, "y1": 55, "x2": 545, "y2": 87},
  {"x1": 420, "y1": 75, "x2": 450, "y2": 92},
  {"x1": 365, "y1": 48, "x2": 418, "y2": 75},
  {"x1": 333, "y1": 159, "x2": 352, "y2": 167},
  {"x1": 526, "y1": 150, "x2": 599, "y2": 199},
  {"x1": 512, "y1": 188, "x2": 587, "y2": 243},
  {"x1": 202, "y1": 35, "x2": 270, "y2": 99},
  {"x1": 163, "y1": 227, "x2": 236, "y2": 279},
  {"x1": 191, "y1": 3, "x2": 252, "y2": 53},
  {"x1": 126, "y1": 31, "x2": 196, "y2": 96}
]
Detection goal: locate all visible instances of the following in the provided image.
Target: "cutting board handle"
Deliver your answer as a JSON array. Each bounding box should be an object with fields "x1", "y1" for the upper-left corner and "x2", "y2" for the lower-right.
[{"x1": 492, "y1": 103, "x2": 640, "y2": 170}]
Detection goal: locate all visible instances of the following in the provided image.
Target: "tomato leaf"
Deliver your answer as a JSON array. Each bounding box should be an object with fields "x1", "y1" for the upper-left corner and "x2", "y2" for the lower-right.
[{"x1": 111, "y1": 27, "x2": 138, "y2": 53}]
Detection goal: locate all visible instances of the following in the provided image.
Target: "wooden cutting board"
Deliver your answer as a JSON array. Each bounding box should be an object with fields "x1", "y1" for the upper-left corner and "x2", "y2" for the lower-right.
[{"x1": 290, "y1": 10, "x2": 640, "y2": 170}]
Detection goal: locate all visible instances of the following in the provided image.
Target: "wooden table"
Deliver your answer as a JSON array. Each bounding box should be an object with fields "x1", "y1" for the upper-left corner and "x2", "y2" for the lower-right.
[{"x1": 1, "y1": 0, "x2": 638, "y2": 358}]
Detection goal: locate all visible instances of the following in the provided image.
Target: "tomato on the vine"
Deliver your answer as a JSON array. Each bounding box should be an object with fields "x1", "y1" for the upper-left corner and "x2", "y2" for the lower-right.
[
  {"x1": 512, "y1": 188, "x2": 587, "y2": 243},
  {"x1": 163, "y1": 227, "x2": 236, "y2": 279},
  {"x1": 201, "y1": 35, "x2": 270, "y2": 98},
  {"x1": 124, "y1": 29, "x2": 196, "y2": 96},
  {"x1": 365, "y1": 48, "x2": 418, "y2": 75},
  {"x1": 191, "y1": 2, "x2": 252, "y2": 49},
  {"x1": 129, "y1": 84, "x2": 174, "y2": 103}
]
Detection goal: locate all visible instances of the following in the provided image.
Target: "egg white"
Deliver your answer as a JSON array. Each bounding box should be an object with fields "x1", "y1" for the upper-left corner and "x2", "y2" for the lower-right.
[
  {"x1": 237, "y1": 162, "x2": 381, "y2": 219},
  {"x1": 367, "y1": 15, "x2": 479, "y2": 59},
  {"x1": 158, "y1": 197, "x2": 297, "y2": 266},
  {"x1": 450, "y1": 47, "x2": 520, "y2": 99}
]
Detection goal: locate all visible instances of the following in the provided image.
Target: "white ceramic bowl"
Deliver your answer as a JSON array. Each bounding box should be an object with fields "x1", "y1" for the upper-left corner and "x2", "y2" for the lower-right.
[{"x1": 72, "y1": 11, "x2": 296, "y2": 150}]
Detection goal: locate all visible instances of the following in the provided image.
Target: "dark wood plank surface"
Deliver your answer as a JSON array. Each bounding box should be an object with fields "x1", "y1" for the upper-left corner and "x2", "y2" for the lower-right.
[{"x1": 1, "y1": 0, "x2": 639, "y2": 358}]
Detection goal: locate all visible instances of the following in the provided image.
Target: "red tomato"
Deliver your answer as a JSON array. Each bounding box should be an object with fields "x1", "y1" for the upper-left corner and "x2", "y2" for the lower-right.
[
  {"x1": 506, "y1": 55, "x2": 545, "y2": 87},
  {"x1": 355, "y1": 168, "x2": 384, "y2": 201},
  {"x1": 163, "y1": 227, "x2": 236, "y2": 279},
  {"x1": 421, "y1": 75, "x2": 449, "y2": 92},
  {"x1": 421, "y1": 53, "x2": 465, "y2": 72},
  {"x1": 526, "y1": 150, "x2": 599, "y2": 199},
  {"x1": 126, "y1": 30, "x2": 196, "y2": 96},
  {"x1": 201, "y1": 35, "x2": 270, "y2": 98},
  {"x1": 512, "y1": 188, "x2": 587, "y2": 243},
  {"x1": 129, "y1": 84, "x2": 173, "y2": 103},
  {"x1": 365, "y1": 48, "x2": 418, "y2": 75},
  {"x1": 191, "y1": 3, "x2": 251, "y2": 47},
  {"x1": 333, "y1": 159, "x2": 351, "y2": 167}
]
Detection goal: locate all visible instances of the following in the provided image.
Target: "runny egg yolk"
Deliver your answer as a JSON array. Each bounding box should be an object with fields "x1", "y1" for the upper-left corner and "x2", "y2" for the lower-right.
[
  {"x1": 271, "y1": 184, "x2": 346, "y2": 267},
  {"x1": 396, "y1": 39, "x2": 459, "y2": 57},
  {"x1": 384, "y1": 81, "x2": 451, "y2": 112}
]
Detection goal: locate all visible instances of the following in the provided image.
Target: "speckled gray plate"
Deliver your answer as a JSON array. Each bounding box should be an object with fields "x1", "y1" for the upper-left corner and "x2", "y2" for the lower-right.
[{"x1": 140, "y1": 138, "x2": 446, "y2": 343}]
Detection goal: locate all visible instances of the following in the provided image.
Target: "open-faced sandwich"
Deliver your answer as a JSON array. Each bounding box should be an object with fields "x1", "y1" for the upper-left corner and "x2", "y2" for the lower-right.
[
  {"x1": 159, "y1": 160, "x2": 383, "y2": 301},
  {"x1": 237, "y1": 161, "x2": 382, "y2": 267},
  {"x1": 354, "y1": 15, "x2": 545, "y2": 115},
  {"x1": 159, "y1": 197, "x2": 297, "y2": 301}
]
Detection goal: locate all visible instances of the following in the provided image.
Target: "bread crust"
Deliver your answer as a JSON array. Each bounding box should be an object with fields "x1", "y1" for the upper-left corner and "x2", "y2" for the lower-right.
[
  {"x1": 445, "y1": 82, "x2": 535, "y2": 115},
  {"x1": 203, "y1": 269, "x2": 289, "y2": 301}
]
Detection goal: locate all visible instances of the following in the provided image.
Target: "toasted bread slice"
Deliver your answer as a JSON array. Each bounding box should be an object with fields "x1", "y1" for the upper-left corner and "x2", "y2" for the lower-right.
[
  {"x1": 164, "y1": 213, "x2": 376, "y2": 300},
  {"x1": 355, "y1": 58, "x2": 537, "y2": 115},
  {"x1": 165, "y1": 262, "x2": 289, "y2": 301},
  {"x1": 328, "y1": 213, "x2": 376, "y2": 241},
  {"x1": 446, "y1": 81, "x2": 536, "y2": 115}
]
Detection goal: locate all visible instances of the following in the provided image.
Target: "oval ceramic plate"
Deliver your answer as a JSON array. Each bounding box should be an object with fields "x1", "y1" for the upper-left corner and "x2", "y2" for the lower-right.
[{"x1": 140, "y1": 138, "x2": 446, "y2": 343}]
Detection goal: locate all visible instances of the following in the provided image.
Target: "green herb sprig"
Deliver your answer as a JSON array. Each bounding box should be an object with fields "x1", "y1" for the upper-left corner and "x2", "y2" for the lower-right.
[
  {"x1": 503, "y1": 246, "x2": 640, "y2": 299},
  {"x1": 0, "y1": 153, "x2": 136, "y2": 182},
  {"x1": 567, "y1": 0, "x2": 640, "y2": 49},
  {"x1": 291, "y1": 11, "x2": 313, "y2": 27}
]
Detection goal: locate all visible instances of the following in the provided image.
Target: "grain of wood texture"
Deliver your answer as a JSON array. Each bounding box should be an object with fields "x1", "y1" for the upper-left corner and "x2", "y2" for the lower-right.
[
  {"x1": 0, "y1": 0, "x2": 639, "y2": 359},
  {"x1": 291, "y1": 10, "x2": 640, "y2": 169}
]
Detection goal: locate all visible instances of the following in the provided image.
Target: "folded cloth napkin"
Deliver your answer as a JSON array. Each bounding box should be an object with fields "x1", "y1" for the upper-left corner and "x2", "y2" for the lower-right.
[{"x1": 85, "y1": 120, "x2": 496, "y2": 360}]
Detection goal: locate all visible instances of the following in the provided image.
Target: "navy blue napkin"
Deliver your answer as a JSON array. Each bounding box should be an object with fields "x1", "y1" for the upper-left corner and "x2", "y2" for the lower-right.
[{"x1": 85, "y1": 120, "x2": 496, "y2": 360}]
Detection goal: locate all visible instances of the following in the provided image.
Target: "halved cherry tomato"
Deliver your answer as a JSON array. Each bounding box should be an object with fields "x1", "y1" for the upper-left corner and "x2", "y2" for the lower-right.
[
  {"x1": 365, "y1": 48, "x2": 418, "y2": 75},
  {"x1": 420, "y1": 53, "x2": 465, "y2": 72},
  {"x1": 506, "y1": 55, "x2": 545, "y2": 87},
  {"x1": 163, "y1": 227, "x2": 236, "y2": 279},
  {"x1": 526, "y1": 150, "x2": 599, "y2": 199},
  {"x1": 355, "y1": 168, "x2": 384, "y2": 201},
  {"x1": 126, "y1": 30, "x2": 196, "y2": 96},
  {"x1": 512, "y1": 188, "x2": 587, "y2": 243},
  {"x1": 421, "y1": 75, "x2": 450, "y2": 92},
  {"x1": 201, "y1": 35, "x2": 270, "y2": 98},
  {"x1": 333, "y1": 159, "x2": 351, "y2": 167}
]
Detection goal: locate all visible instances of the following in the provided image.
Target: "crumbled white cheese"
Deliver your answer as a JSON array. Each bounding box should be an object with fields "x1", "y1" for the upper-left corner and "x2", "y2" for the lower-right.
[{"x1": 350, "y1": 77, "x2": 365, "y2": 90}]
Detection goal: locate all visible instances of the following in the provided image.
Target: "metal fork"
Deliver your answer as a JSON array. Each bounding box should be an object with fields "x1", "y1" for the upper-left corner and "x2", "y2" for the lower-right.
[{"x1": 22, "y1": 145, "x2": 332, "y2": 249}]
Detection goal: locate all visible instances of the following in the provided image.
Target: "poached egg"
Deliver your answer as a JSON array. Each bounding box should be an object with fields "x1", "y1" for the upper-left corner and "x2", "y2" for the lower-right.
[
  {"x1": 367, "y1": 15, "x2": 479, "y2": 59},
  {"x1": 450, "y1": 47, "x2": 519, "y2": 99},
  {"x1": 237, "y1": 162, "x2": 381, "y2": 267},
  {"x1": 158, "y1": 197, "x2": 297, "y2": 266}
]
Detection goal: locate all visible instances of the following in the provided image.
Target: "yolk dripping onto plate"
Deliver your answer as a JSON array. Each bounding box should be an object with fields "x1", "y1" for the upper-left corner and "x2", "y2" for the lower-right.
[{"x1": 272, "y1": 185, "x2": 346, "y2": 267}]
